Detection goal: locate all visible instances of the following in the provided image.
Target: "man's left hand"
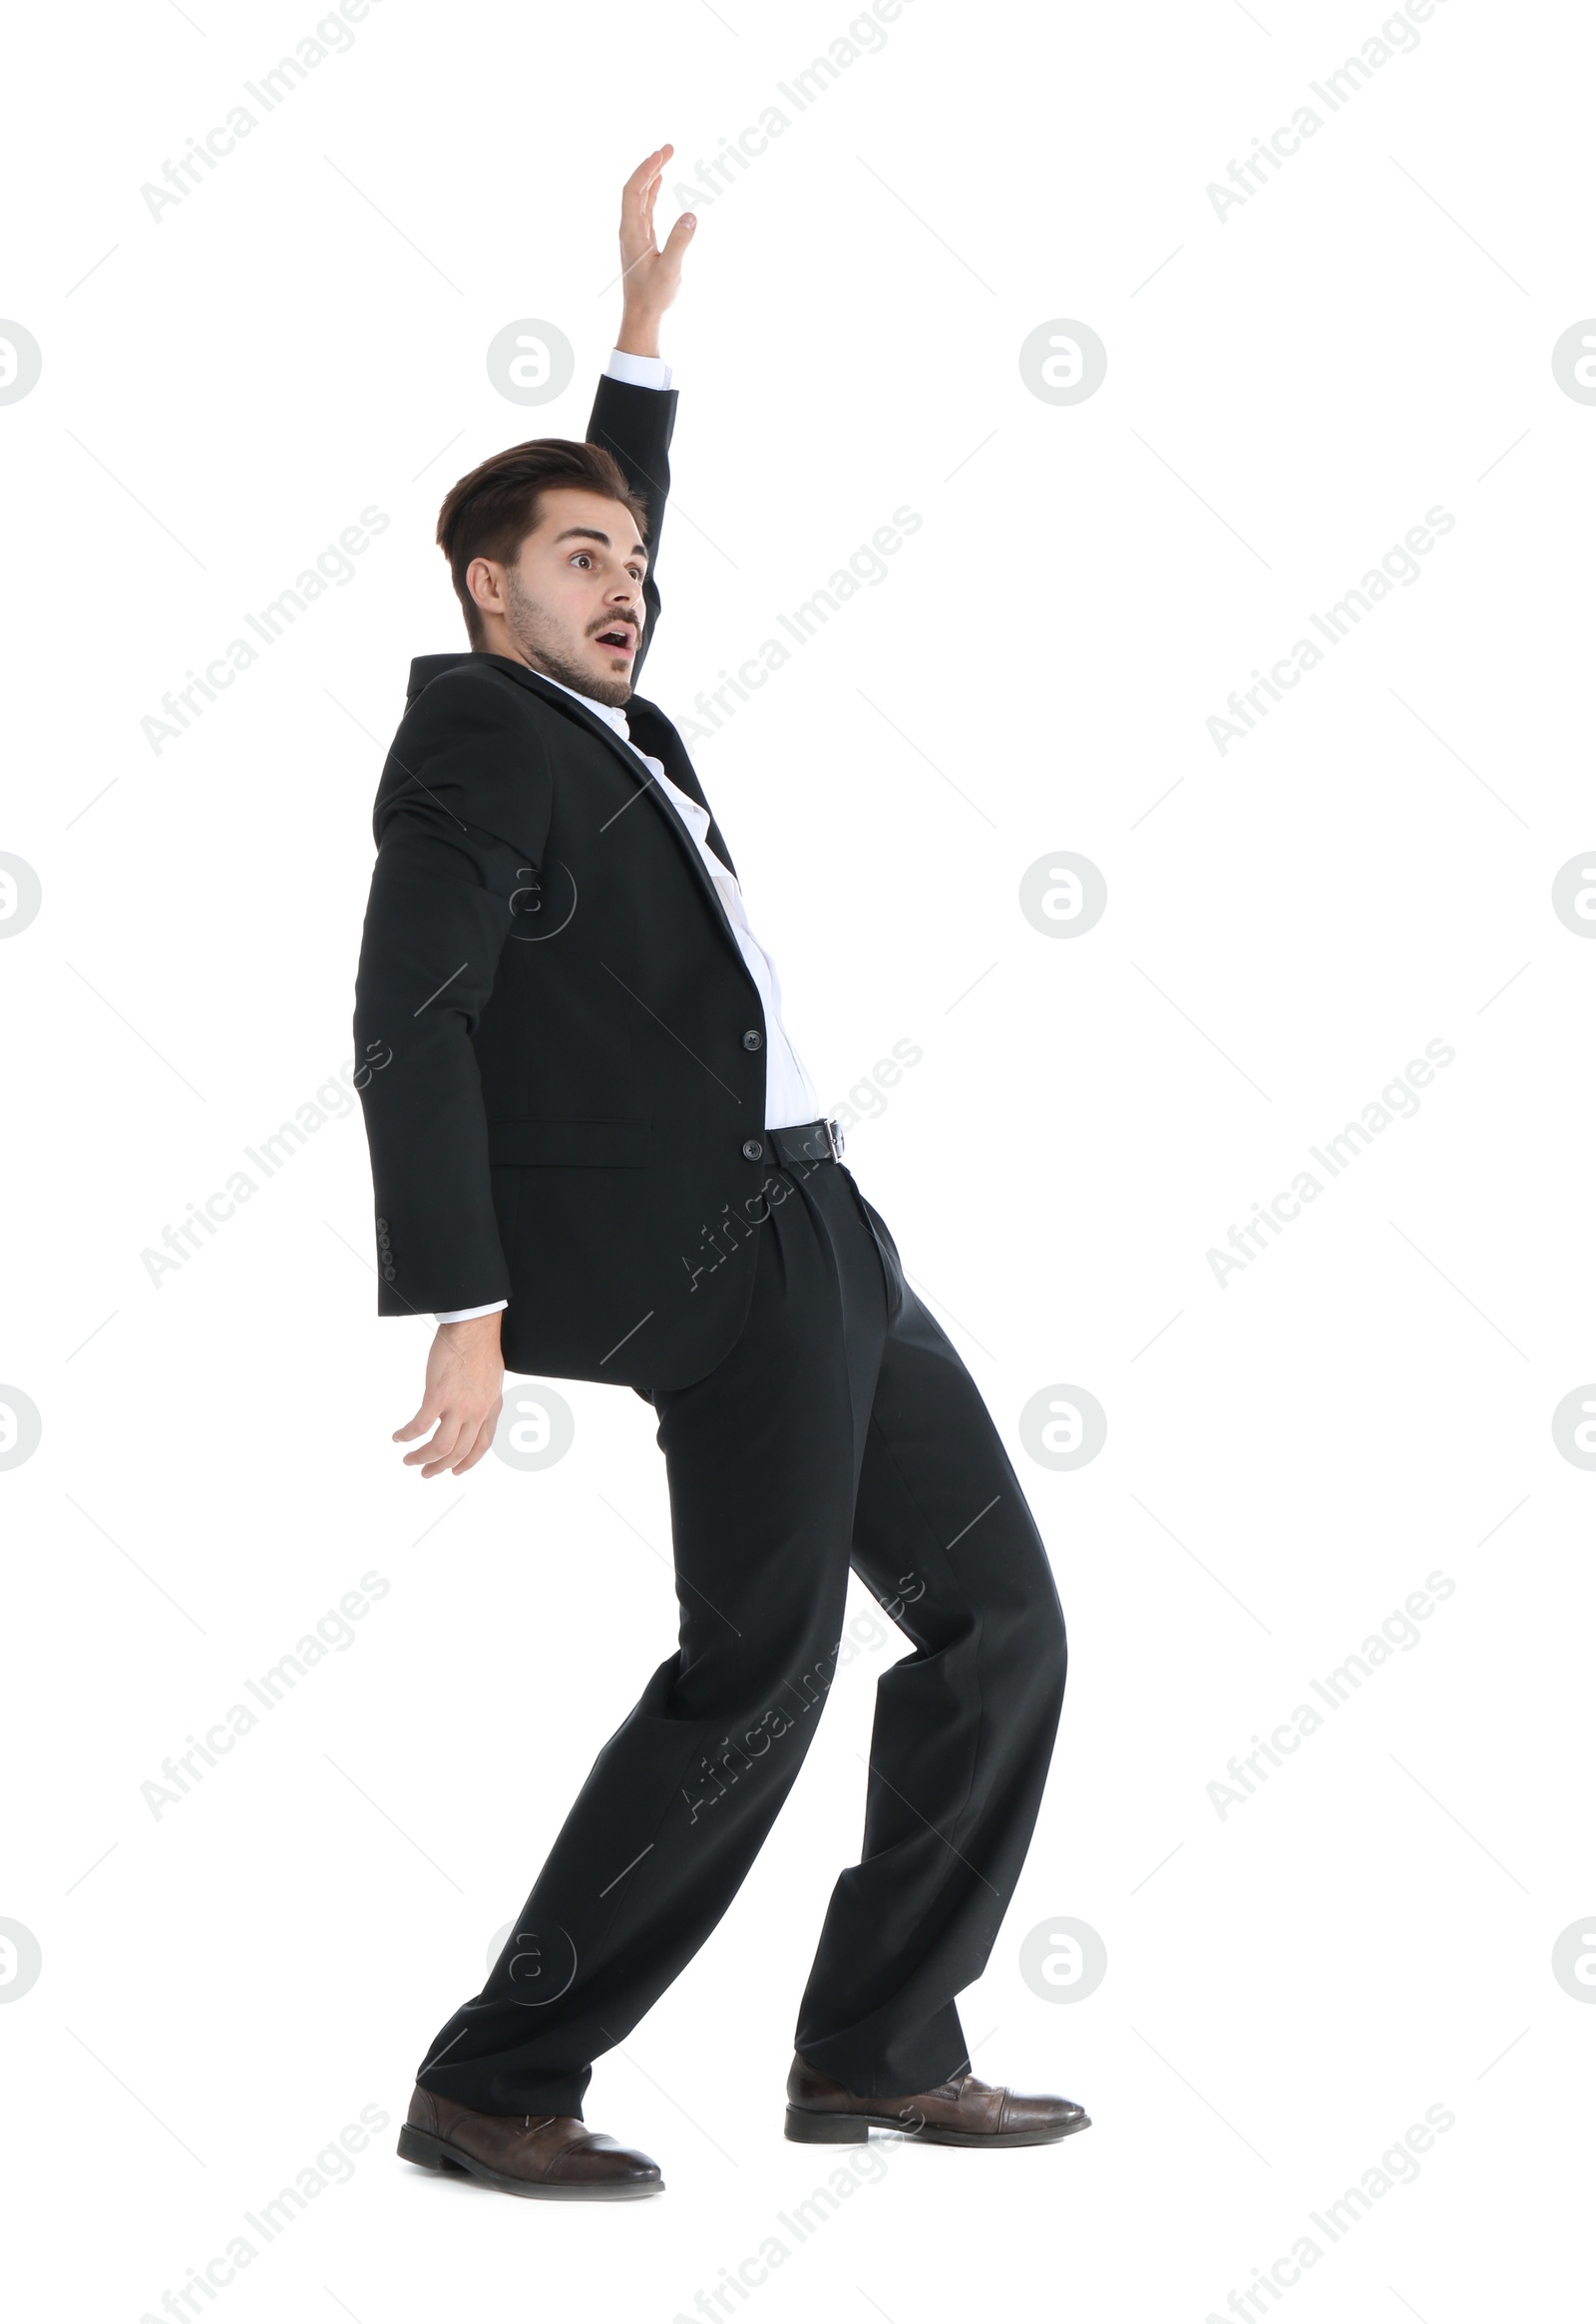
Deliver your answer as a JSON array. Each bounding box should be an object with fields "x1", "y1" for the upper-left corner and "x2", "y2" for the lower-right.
[{"x1": 617, "y1": 144, "x2": 695, "y2": 358}]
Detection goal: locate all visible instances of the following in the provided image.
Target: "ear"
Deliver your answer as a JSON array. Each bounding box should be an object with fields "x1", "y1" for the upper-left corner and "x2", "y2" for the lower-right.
[{"x1": 466, "y1": 556, "x2": 507, "y2": 620}]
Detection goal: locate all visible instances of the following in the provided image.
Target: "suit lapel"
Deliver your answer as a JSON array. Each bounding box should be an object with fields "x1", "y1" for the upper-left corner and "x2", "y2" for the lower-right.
[
  {"x1": 483, "y1": 658, "x2": 745, "y2": 956},
  {"x1": 622, "y1": 700, "x2": 737, "y2": 875}
]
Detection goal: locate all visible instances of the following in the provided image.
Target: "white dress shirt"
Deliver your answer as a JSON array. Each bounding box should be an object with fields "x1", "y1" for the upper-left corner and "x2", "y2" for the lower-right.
[{"x1": 437, "y1": 348, "x2": 820, "y2": 1326}]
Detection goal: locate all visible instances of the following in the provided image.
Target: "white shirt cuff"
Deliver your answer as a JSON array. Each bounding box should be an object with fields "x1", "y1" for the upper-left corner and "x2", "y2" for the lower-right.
[
  {"x1": 435, "y1": 1301, "x2": 508, "y2": 1324},
  {"x1": 604, "y1": 346, "x2": 673, "y2": 391}
]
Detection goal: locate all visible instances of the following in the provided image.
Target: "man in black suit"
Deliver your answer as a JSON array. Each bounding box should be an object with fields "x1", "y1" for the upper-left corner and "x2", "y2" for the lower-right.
[{"x1": 354, "y1": 149, "x2": 1085, "y2": 2200}]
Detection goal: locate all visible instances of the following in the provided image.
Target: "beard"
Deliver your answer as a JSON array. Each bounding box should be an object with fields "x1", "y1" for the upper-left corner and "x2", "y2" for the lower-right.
[{"x1": 502, "y1": 569, "x2": 633, "y2": 708}]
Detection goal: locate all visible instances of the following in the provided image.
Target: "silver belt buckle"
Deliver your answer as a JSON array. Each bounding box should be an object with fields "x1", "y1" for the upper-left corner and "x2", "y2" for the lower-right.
[{"x1": 823, "y1": 1116, "x2": 844, "y2": 1163}]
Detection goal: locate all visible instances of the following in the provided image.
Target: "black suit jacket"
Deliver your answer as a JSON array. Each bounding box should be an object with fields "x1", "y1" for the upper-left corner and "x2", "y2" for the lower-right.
[{"x1": 351, "y1": 372, "x2": 795, "y2": 1389}]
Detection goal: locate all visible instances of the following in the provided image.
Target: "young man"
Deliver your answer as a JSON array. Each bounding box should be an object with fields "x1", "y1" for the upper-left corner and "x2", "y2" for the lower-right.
[{"x1": 353, "y1": 149, "x2": 1085, "y2": 2200}]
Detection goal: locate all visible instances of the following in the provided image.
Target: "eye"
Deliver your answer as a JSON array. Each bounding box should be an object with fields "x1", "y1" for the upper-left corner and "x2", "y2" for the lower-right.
[{"x1": 571, "y1": 552, "x2": 593, "y2": 570}]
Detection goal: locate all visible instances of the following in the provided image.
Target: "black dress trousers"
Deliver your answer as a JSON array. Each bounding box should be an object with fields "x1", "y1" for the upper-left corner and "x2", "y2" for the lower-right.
[{"x1": 414, "y1": 1154, "x2": 1068, "y2": 2119}]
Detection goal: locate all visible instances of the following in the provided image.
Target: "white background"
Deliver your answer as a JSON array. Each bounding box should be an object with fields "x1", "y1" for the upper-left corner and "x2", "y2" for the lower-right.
[{"x1": 2, "y1": 1, "x2": 1592, "y2": 2317}]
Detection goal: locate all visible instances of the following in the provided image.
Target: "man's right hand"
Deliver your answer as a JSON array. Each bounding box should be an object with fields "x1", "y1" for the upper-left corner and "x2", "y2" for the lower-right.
[
  {"x1": 616, "y1": 144, "x2": 695, "y2": 359},
  {"x1": 395, "y1": 1315, "x2": 505, "y2": 1477}
]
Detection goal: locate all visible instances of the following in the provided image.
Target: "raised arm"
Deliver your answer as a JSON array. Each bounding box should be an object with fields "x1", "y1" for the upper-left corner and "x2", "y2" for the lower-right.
[{"x1": 586, "y1": 147, "x2": 695, "y2": 686}]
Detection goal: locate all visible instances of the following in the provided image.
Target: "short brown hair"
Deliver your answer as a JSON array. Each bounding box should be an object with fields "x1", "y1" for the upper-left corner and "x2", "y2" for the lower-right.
[{"x1": 435, "y1": 438, "x2": 648, "y2": 647}]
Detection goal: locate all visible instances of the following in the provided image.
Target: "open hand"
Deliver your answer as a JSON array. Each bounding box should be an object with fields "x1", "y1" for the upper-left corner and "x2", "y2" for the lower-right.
[
  {"x1": 617, "y1": 144, "x2": 695, "y2": 356},
  {"x1": 394, "y1": 1316, "x2": 505, "y2": 1477}
]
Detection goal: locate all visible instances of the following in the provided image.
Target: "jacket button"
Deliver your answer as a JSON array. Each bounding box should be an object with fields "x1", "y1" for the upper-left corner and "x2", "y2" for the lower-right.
[
  {"x1": 742, "y1": 1138, "x2": 764, "y2": 1161},
  {"x1": 742, "y1": 1029, "x2": 764, "y2": 1050}
]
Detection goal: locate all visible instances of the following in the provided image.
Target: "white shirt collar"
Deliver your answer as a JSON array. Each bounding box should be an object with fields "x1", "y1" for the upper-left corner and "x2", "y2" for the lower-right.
[{"x1": 528, "y1": 665, "x2": 712, "y2": 835}]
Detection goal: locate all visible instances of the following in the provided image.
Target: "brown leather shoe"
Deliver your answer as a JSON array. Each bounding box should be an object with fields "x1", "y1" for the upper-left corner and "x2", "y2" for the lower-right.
[
  {"x1": 785, "y1": 2052, "x2": 1090, "y2": 2147},
  {"x1": 398, "y1": 2083, "x2": 663, "y2": 2199}
]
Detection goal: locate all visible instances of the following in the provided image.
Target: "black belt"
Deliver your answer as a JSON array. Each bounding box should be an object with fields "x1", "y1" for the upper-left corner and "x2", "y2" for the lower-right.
[{"x1": 766, "y1": 1117, "x2": 845, "y2": 1170}]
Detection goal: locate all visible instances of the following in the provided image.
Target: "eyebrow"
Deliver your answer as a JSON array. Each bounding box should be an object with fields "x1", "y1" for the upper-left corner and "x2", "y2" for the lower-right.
[{"x1": 552, "y1": 526, "x2": 648, "y2": 567}]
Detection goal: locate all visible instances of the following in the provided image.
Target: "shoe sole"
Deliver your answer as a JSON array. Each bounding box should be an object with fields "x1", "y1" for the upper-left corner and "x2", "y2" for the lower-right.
[
  {"x1": 783, "y1": 2105, "x2": 1091, "y2": 2148},
  {"x1": 397, "y1": 2121, "x2": 664, "y2": 2198}
]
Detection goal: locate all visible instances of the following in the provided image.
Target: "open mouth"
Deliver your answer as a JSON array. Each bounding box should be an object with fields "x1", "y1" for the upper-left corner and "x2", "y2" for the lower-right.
[{"x1": 594, "y1": 627, "x2": 635, "y2": 655}]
